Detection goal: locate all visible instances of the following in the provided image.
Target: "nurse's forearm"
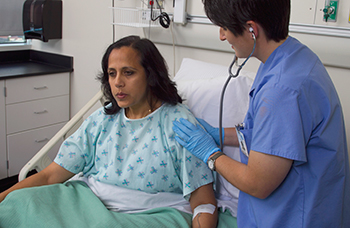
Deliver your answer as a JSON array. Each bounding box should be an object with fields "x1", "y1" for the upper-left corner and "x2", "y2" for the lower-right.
[
  {"x1": 211, "y1": 150, "x2": 292, "y2": 199},
  {"x1": 223, "y1": 128, "x2": 239, "y2": 147}
]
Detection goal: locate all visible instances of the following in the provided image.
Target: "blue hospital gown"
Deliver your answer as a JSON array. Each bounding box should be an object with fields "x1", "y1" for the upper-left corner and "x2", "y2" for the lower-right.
[{"x1": 54, "y1": 103, "x2": 213, "y2": 199}]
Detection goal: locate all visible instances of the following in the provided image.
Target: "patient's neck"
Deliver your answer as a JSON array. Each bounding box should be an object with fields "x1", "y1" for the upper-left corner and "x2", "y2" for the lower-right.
[{"x1": 125, "y1": 100, "x2": 162, "y2": 119}]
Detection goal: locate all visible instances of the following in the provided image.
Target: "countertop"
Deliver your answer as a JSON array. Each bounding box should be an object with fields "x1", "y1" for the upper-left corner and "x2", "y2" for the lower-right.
[{"x1": 0, "y1": 50, "x2": 73, "y2": 79}]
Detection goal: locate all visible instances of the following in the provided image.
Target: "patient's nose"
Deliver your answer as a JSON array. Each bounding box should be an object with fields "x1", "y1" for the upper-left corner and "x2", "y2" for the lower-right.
[{"x1": 112, "y1": 74, "x2": 124, "y2": 88}]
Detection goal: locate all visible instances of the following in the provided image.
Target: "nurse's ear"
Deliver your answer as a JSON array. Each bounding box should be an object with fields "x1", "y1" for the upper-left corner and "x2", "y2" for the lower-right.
[
  {"x1": 246, "y1": 21, "x2": 258, "y2": 39},
  {"x1": 249, "y1": 27, "x2": 256, "y2": 40}
]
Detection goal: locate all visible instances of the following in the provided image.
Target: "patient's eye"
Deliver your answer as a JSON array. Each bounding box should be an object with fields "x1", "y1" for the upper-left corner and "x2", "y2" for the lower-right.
[
  {"x1": 108, "y1": 71, "x2": 116, "y2": 77},
  {"x1": 123, "y1": 70, "x2": 134, "y2": 76}
]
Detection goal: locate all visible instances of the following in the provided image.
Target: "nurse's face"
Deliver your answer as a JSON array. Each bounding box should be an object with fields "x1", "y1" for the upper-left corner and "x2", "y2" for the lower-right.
[
  {"x1": 108, "y1": 47, "x2": 149, "y2": 112},
  {"x1": 219, "y1": 27, "x2": 254, "y2": 58}
]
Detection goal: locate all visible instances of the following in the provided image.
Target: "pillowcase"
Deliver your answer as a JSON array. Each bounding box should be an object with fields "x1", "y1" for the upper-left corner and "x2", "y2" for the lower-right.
[
  {"x1": 173, "y1": 58, "x2": 255, "y2": 210},
  {"x1": 174, "y1": 58, "x2": 254, "y2": 128}
]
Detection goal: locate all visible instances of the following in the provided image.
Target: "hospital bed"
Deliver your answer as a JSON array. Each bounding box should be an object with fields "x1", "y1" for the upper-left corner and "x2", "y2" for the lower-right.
[{"x1": 18, "y1": 58, "x2": 255, "y2": 218}]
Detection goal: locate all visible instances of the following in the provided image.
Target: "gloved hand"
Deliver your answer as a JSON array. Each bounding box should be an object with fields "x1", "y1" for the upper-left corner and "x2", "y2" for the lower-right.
[
  {"x1": 196, "y1": 118, "x2": 224, "y2": 146},
  {"x1": 173, "y1": 118, "x2": 220, "y2": 163}
]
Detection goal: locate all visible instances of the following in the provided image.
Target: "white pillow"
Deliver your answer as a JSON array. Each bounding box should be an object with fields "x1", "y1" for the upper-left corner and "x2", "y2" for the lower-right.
[
  {"x1": 175, "y1": 58, "x2": 230, "y2": 80},
  {"x1": 174, "y1": 58, "x2": 255, "y2": 216},
  {"x1": 174, "y1": 58, "x2": 254, "y2": 128}
]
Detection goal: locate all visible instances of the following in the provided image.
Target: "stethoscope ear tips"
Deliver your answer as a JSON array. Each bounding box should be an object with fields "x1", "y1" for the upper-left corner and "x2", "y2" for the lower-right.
[{"x1": 249, "y1": 27, "x2": 256, "y2": 40}]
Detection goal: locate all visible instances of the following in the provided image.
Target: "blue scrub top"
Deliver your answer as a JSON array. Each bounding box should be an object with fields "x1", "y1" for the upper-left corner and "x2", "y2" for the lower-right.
[{"x1": 237, "y1": 36, "x2": 350, "y2": 228}]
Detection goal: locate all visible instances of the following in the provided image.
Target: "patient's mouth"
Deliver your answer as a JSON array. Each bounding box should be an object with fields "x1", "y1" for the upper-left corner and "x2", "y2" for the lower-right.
[{"x1": 116, "y1": 93, "x2": 127, "y2": 99}]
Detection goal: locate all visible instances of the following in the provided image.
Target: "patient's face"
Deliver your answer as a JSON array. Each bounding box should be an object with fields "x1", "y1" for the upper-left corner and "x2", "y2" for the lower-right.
[{"x1": 108, "y1": 47, "x2": 149, "y2": 115}]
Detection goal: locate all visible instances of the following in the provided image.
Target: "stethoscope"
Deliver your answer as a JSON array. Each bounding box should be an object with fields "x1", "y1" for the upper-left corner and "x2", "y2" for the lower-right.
[
  {"x1": 218, "y1": 27, "x2": 256, "y2": 151},
  {"x1": 150, "y1": 0, "x2": 171, "y2": 29}
]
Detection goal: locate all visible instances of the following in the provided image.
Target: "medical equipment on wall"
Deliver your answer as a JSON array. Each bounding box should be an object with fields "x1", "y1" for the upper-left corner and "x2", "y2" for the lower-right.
[
  {"x1": 323, "y1": 0, "x2": 339, "y2": 22},
  {"x1": 111, "y1": 0, "x2": 186, "y2": 28},
  {"x1": 218, "y1": 27, "x2": 256, "y2": 151},
  {"x1": 149, "y1": 0, "x2": 170, "y2": 28},
  {"x1": 111, "y1": 1, "x2": 164, "y2": 28}
]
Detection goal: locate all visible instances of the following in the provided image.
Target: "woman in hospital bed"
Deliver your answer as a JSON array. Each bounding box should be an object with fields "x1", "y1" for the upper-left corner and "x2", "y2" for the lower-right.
[{"x1": 0, "y1": 35, "x2": 217, "y2": 228}]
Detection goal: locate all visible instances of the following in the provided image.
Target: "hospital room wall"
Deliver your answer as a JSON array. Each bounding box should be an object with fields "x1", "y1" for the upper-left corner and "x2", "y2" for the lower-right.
[
  {"x1": 113, "y1": 0, "x2": 350, "y2": 162},
  {"x1": 1, "y1": 0, "x2": 348, "y2": 162},
  {"x1": 26, "y1": 0, "x2": 350, "y2": 162},
  {"x1": 0, "y1": 0, "x2": 133, "y2": 117}
]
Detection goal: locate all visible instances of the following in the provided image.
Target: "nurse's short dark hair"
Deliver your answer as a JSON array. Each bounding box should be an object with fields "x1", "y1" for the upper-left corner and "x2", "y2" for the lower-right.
[
  {"x1": 202, "y1": 0, "x2": 290, "y2": 42},
  {"x1": 97, "y1": 35, "x2": 182, "y2": 115}
]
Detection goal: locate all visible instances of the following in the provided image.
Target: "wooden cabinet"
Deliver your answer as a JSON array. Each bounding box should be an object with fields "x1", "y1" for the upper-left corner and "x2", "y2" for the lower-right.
[{"x1": 0, "y1": 73, "x2": 70, "y2": 178}]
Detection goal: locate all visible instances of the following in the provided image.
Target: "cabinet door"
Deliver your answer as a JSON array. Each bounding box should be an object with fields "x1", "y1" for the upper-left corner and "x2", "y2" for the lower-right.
[
  {"x1": 0, "y1": 80, "x2": 7, "y2": 179},
  {"x1": 7, "y1": 122, "x2": 65, "y2": 176}
]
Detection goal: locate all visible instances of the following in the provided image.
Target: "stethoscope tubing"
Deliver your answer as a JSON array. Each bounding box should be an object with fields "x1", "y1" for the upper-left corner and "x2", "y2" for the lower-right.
[{"x1": 219, "y1": 33, "x2": 256, "y2": 151}]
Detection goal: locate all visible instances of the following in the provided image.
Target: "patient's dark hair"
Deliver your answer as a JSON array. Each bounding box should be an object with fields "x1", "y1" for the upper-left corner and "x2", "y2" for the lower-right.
[
  {"x1": 97, "y1": 35, "x2": 182, "y2": 115},
  {"x1": 202, "y1": 0, "x2": 290, "y2": 42}
]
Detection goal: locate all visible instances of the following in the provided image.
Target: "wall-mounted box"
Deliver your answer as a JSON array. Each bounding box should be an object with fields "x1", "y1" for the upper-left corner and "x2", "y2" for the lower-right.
[{"x1": 22, "y1": 0, "x2": 62, "y2": 42}]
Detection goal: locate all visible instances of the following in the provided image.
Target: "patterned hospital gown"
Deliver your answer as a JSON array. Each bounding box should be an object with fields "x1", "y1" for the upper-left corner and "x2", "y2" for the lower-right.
[{"x1": 54, "y1": 103, "x2": 213, "y2": 199}]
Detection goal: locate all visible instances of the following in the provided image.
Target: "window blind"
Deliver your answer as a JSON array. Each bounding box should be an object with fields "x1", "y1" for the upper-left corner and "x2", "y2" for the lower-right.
[{"x1": 0, "y1": 0, "x2": 26, "y2": 36}]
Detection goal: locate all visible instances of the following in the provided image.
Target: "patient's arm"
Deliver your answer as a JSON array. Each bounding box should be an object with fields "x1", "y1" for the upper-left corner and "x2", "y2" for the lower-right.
[
  {"x1": 0, "y1": 162, "x2": 75, "y2": 203},
  {"x1": 189, "y1": 183, "x2": 218, "y2": 228}
]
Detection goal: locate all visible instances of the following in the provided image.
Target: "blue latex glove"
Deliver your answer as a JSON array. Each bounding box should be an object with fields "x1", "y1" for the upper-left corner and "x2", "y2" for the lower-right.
[
  {"x1": 196, "y1": 118, "x2": 224, "y2": 146},
  {"x1": 173, "y1": 118, "x2": 220, "y2": 163}
]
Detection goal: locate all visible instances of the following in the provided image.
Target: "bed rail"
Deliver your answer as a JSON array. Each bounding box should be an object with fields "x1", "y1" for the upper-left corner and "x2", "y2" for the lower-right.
[{"x1": 18, "y1": 90, "x2": 105, "y2": 181}]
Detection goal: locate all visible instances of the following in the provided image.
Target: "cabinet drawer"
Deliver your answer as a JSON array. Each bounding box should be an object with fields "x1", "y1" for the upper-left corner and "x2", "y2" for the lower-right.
[
  {"x1": 5, "y1": 73, "x2": 69, "y2": 104},
  {"x1": 6, "y1": 95, "x2": 69, "y2": 134},
  {"x1": 7, "y1": 122, "x2": 65, "y2": 176}
]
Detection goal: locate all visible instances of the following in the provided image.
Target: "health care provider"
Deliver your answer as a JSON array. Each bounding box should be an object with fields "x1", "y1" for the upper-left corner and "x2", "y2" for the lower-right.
[{"x1": 172, "y1": 0, "x2": 350, "y2": 227}]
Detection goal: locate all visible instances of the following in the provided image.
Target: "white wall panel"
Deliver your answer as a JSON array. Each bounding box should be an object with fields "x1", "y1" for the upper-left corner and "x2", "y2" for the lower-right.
[{"x1": 290, "y1": 0, "x2": 317, "y2": 24}]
